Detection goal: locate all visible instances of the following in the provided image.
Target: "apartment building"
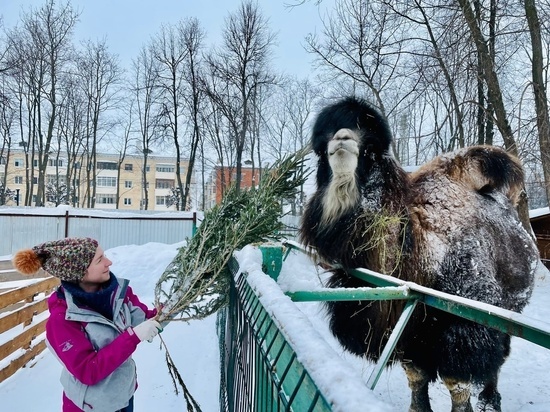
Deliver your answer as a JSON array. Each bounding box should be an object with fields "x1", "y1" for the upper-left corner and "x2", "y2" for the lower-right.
[{"x1": 0, "y1": 150, "x2": 191, "y2": 211}]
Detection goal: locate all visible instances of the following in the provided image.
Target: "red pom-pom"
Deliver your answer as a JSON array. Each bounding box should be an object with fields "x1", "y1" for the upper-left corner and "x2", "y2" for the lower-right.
[{"x1": 12, "y1": 249, "x2": 42, "y2": 275}]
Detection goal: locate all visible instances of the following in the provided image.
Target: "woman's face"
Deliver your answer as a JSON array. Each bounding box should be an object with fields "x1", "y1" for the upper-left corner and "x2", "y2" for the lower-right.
[{"x1": 79, "y1": 246, "x2": 112, "y2": 292}]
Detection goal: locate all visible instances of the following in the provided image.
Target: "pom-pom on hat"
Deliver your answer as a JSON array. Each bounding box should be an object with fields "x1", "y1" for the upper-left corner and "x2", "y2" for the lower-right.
[{"x1": 12, "y1": 237, "x2": 99, "y2": 282}]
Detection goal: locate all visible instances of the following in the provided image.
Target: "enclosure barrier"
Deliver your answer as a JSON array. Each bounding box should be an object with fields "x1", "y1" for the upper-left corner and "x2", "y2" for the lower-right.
[
  {"x1": 0, "y1": 271, "x2": 59, "y2": 383},
  {"x1": 220, "y1": 241, "x2": 550, "y2": 411},
  {"x1": 219, "y1": 256, "x2": 332, "y2": 412},
  {"x1": 282, "y1": 240, "x2": 550, "y2": 389},
  {"x1": 0, "y1": 208, "x2": 198, "y2": 256}
]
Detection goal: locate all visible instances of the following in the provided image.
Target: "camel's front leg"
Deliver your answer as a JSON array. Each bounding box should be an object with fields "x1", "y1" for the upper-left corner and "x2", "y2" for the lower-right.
[{"x1": 403, "y1": 362, "x2": 433, "y2": 412}]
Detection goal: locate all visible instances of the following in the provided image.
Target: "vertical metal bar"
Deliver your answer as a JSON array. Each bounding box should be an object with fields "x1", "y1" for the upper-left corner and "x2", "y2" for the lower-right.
[
  {"x1": 64, "y1": 210, "x2": 69, "y2": 237},
  {"x1": 366, "y1": 299, "x2": 418, "y2": 389}
]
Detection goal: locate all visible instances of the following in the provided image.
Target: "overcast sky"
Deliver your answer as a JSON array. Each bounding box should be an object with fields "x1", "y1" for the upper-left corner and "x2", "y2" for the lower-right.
[{"x1": 2, "y1": 0, "x2": 332, "y2": 78}]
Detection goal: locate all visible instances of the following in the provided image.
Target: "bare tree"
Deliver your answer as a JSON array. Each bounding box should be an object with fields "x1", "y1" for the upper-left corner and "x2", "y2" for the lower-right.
[
  {"x1": 457, "y1": 0, "x2": 518, "y2": 155},
  {"x1": 152, "y1": 18, "x2": 206, "y2": 210},
  {"x1": 76, "y1": 39, "x2": 122, "y2": 208},
  {"x1": 305, "y1": 0, "x2": 412, "y2": 160},
  {"x1": 131, "y1": 45, "x2": 163, "y2": 210},
  {"x1": 20, "y1": 0, "x2": 79, "y2": 206},
  {"x1": 0, "y1": 75, "x2": 15, "y2": 205},
  {"x1": 203, "y1": 1, "x2": 277, "y2": 193},
  {"x1": 180, "y1": 18, "x2": 206, "y2": 210},
  {"x1": 151, "y1": 22, "x2": 188, "y2": 210},
  {"x1": 524, "y1": 0, "x2": 550, "y2": 204},
  {"x1": 56, "y1": 70, "x2": 86, "y2": 206}
]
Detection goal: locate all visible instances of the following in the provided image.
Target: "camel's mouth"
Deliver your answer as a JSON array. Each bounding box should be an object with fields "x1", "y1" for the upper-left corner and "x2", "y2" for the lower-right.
[
  {"x1": 328, "y1": 139, "x2": 359, "y2": 157},
  {"x1": 328, "y1": 128, "x2": 361, "y2": 157}
]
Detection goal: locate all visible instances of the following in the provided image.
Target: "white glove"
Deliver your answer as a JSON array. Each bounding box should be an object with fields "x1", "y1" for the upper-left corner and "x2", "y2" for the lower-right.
[{"x1": 132, "y1": 319, "x2": 162, "y2": 342}]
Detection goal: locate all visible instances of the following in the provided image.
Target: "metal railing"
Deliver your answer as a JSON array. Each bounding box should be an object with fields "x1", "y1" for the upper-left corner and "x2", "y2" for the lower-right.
[
  {"x1": 219, "y1": 257, "x2": 332, "y2": 412},
  {"x1": 282, "y1": 240, "x2": 550, "y2": 389},
  {"x1": 220, "y1": 240, "x2": 550, "y2": 411}
]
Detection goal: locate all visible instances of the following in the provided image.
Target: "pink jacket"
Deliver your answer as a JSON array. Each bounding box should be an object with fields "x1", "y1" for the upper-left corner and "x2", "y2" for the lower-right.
[{"x1": 46, "y1": 278, "x2": 157, "y2": 411}]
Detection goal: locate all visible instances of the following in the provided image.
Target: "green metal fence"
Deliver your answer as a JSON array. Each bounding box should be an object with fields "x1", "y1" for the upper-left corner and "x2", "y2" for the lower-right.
[
  {"x1": 219, "y1": 257, "x2": 332, "y2": 412},
  {"x1": 219, "y1": 240, "x2": 550, "y2": 411}
]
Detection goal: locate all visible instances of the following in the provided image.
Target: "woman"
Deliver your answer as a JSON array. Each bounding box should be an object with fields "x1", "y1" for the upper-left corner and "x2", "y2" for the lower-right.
[{"x1": 13, "y1": 237, "x2": 161, "y2": 412}]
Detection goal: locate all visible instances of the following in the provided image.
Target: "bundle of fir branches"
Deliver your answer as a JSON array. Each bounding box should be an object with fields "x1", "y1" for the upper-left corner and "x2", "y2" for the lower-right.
[
  {"x1": 154, "y1": 149, "x2": 307, "y2": 323},
  {"x1": 152, "y1": 150, "x2": 308, "y2": 410}
]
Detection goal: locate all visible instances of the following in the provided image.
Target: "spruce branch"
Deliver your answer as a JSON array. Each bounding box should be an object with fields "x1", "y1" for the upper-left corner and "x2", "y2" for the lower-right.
[{"x1": 154, "y1": 148, "x2": 309, "y2": 323}]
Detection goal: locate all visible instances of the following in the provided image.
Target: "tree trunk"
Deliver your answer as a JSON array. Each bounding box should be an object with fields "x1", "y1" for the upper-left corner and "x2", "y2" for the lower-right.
[
  {"x1": 525, "y1": 0, "x2": 550, "y2": 206},
  {"x1": 457, "y1": 0, "x2": 517, "y2": 155}
]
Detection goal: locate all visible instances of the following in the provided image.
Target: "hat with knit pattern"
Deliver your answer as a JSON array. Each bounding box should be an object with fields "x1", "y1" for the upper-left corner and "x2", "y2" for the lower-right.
[{"x1": 12, "y1": 237, "x2": 99, "y2": 282}]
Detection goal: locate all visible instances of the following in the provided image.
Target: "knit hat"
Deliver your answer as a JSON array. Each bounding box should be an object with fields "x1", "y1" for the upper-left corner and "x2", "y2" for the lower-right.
[{"x1": 12, "y1": 237, "x2": 99, "y2": 282}]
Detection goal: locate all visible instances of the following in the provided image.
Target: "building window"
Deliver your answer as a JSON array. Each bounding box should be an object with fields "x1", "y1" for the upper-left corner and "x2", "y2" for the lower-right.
[
  {"x1": 156, "y1": 164, "x2": 175, "y2": 173},
  {"x1": 47, "y1": 174, "x2": 66, "y2": 185},
  {"x1": 156, "y1": 179, "x2": 174, "y2": 189},
  {"x1": 33, "y1": 177, "x2": 38, "y2": 184},
  {"x1": 48, "y1": 159, "x2": 64, "y2": 167},
  {"x1": 97, "y1": 176, "x2": 117, "y2": 187},
  {"x1": 97, "y1": 194, "x2": 116, "y2": 204},
  {"x1": 156, "y1": 196, "x2": 168, "y2": 205},
  {"x1": 124, "y1": 198, "x2": 132, "y2": 205},
  {"x1": 125, "y1": 180, "x2": 132, "y2": 188},
  {"x1": 0, "y1": 156, "x2": 6, "y2": 165},
  {"x1": 97, "y1": 161, "x2": 117, "y2": 170},
  {"x1": 124, "y1": 163, "x2": 133, "y2": 171},
  {"x1": 14, "y1": 159, "x2": 24, "y2": 167},
  {"x1": 145, "y1": 166, "x2": 150, "y2": 172},
  {"x1": 74, "y1": 162, "x2": 81, "y2": 169},
  {"x1": 14, "y1": 176, "x2": 23, "y2": 184},
  {"x1": 33, "y1": 159, "x2": 38, "y2": 167}
]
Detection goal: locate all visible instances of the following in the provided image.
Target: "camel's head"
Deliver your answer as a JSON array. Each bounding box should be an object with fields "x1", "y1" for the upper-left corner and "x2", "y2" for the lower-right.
[{"x1": 311, "y1": 97, "x2": 393, "y2": 189}]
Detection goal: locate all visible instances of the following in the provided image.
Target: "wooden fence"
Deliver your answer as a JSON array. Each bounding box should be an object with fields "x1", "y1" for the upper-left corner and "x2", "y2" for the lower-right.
[{"x1": 0, "y1": 259, "x2": 59, "y2": 383}]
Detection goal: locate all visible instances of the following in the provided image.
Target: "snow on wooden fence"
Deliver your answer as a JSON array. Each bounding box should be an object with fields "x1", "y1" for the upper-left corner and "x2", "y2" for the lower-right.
[{"x1": 0, "y1": 260, "x2": 59, "y2": 383}]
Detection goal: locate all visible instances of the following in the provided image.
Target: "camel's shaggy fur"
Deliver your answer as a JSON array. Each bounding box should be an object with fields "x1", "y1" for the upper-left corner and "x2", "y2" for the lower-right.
[{"x1": 300, "y1": 97, "x2": 539, "y2": 412}]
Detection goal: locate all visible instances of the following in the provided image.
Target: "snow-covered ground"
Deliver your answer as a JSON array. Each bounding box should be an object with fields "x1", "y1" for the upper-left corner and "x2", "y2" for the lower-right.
[{"x1": 0, "y1": 241, "x2": 549, "y2": 411}]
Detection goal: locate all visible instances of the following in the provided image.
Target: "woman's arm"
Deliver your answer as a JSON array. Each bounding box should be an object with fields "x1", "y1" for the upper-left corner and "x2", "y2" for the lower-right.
[{"x1": 46, "y1": 311, "x2": 141, "y2": 386}]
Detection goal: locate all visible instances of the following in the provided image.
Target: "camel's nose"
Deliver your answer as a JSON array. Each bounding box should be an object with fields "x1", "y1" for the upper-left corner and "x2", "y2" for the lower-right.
[{"x1": 333, "y1": 128, "x2": 357, "y2": 141}]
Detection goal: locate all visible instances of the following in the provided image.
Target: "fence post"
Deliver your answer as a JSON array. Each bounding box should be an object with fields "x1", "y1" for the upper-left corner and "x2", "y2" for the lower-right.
[
  {"x1": 64, "y1": 210, "x2": 69, "y2": 238},
  {"x1": 259, "y1": 243, "x2": 283, "y2": 280}
]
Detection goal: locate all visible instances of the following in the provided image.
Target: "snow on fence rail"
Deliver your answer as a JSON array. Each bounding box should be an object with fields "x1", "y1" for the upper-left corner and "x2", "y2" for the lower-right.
[
  {"x1": 282, "y1": 240, "x2": 550, "y2": 390},
  {"x1": 220, "y1": 241, "x2": 550, "y2": 411},
  {"x1": 0, "y1": 264, "x2": 59, "y2": 383},
  {"x1": 219, "y1": 247, "x2": 392, "y2": 411}
]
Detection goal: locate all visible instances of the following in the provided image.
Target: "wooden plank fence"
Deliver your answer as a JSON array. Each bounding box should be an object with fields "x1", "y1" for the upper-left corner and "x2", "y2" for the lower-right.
[{"x1": 0, "y1": 260, "x2": 59, "y2": 383}]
